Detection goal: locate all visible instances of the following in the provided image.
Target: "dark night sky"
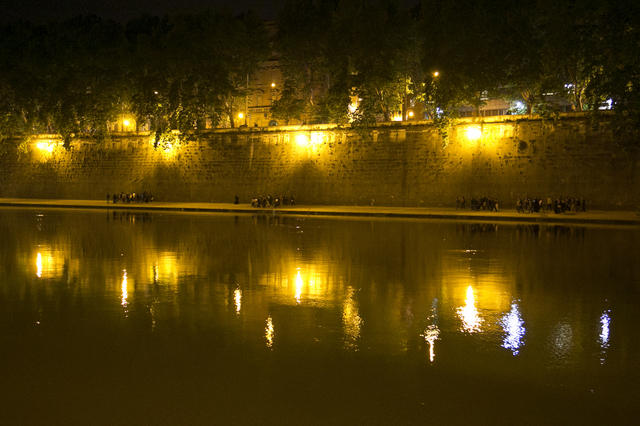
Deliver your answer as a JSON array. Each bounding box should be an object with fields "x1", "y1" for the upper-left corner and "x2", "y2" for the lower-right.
[{"x1": 0, "y1": 0, "x2": 286, "y2": 22}]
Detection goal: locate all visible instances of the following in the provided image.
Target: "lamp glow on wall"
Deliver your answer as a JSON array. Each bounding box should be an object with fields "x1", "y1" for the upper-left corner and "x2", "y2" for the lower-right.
[
  {"x1": 36, "y1": 141, "x2": 56, "y2": 153},
  {"x1": 34, "y1": 138, "x2": 62, "y2": 157},
  {"x1": 294, "y1": 131, "x2": 325, "y2": 149},
  {"x1": 465, "y1": 125, "x2": 483, "y2": 142},
  {"x1": 120, "y1": 115, "x2": 136, "y2": 132}
]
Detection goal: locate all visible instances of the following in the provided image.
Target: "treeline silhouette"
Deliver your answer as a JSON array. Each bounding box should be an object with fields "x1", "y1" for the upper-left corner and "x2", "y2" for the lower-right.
[{"x1": 0, "y1": 0, "x2": 638, "y2": 146}]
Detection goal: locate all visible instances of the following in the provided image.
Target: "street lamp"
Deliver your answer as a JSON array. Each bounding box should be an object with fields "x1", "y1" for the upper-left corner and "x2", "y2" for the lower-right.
[{"x1": 433, "y1": 71, "x2": 440, "y2": 78}]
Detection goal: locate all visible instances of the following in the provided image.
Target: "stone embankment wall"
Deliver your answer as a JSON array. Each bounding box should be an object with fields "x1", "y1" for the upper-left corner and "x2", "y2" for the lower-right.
[{"x1": 0, "y1": 115, "x2": 638, "y2": 208}]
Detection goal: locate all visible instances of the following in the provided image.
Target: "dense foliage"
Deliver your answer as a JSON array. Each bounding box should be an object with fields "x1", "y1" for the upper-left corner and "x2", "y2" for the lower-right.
[
  {"x1": 0, "y1": 0, "x2": 639, "y2": 144},
  {"x1": 276, "y1": 0, "x2": 640, "y2": 129},
  {"x1": 0, "y1": 10, "x2": 268, "y2": 145}
]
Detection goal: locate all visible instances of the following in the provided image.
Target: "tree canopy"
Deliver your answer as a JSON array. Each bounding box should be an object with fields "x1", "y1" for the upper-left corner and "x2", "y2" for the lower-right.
[
  {"x1": 0, "y1": 9, "x2": 268, "y2": 145},
  {"x1": 0, "y1": 0, "x2": 639, "y2": 144}
]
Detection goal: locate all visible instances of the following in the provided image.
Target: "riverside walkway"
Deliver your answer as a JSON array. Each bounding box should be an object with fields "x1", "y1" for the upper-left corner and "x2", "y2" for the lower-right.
[{"x1": 0, "y1": 198, "x2": 639, "y2": 226}]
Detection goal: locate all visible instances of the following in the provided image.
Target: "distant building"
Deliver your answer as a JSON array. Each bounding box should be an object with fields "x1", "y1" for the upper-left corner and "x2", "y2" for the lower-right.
[{"x1": 246, "y1": 56, "x2": 283, "y2": 127}]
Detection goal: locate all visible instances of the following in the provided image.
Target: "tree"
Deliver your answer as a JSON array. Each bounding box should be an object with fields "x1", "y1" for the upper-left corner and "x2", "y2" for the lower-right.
[{"x1": 276, "y1": 0, "x2": 339, "y2": 123}]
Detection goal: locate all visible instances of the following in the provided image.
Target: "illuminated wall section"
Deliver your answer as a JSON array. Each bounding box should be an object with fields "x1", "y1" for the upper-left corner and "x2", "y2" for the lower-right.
[{"x1": 0, "y1": 115, "x2": 636, "y2": 208}]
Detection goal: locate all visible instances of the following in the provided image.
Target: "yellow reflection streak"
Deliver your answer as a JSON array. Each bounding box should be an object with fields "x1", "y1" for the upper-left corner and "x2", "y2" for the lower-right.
[
  {"x1": 342, "y1": 287, "x2": 363, "y2": 351},
  {"x1": 421, "y1": 299, "x2": 440, "y2": 363},
  {"x1": 36, "y1": 252, "x2": 42, "y2": 278},
  {"x1": 295, "y1": 270, "x2": 303, "y2": 304},
  {"x1": 265, "y1": 316, "x2": 274, "y2": 349},
  {"x1": 457, "y1": 286, "x2": 483, "y2": 333},
  {"x1": 121, "y1": 270, "x2": 128, "y2": 307},
  {"x1": 33, "y1": 249, "x2": 65, "y2": 279},
  {"x1": 234, "y1": 288, "x2": 242, "y2": 314}
]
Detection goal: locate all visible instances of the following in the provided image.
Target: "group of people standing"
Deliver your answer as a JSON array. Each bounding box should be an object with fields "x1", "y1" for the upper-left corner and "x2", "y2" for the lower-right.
[
  {"x1": 107, "y1": 192, "x2": 154, "y2": 204},
  {"x1": 250, "y1": 194, "x2": 296, "y2": 208},
  {"x1": 516, "y1": 197, "x2": 586, "y2": 214},
  {"x1": 456, "y1": 196, "x2": 500, "y2": 212}
]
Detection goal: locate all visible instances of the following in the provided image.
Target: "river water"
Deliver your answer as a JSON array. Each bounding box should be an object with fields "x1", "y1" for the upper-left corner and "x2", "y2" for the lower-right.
[{"x1": 0, "y1": 208, "x2": 638, "y2": 424}]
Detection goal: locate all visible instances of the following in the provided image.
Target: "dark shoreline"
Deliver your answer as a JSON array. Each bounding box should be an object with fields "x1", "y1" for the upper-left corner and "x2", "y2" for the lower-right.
[{"x1": 1, "y1": 198, "x2": 639, "y2": 226}]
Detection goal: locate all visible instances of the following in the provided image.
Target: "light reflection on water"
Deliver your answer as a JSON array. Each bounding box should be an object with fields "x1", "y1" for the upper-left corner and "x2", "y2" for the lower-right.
[
  {"x1": 294, "y1": 269, "x2": 303, "y2": 304},
  {"x1": 551, "y1": 322, "x2": 574, "y2": 362},
  {"x1": 35, "y1": 252, "x2": 42, "y2": 278},
  {"x1": 599, "y1": 309, "x2": 611, "y2": 364},
  {"x1": 500, "y1": 301, "x2": 526, "y2": 355},
  {"x1": 234, "y1": 288, "x2": 242, "y2": 314},
  {"x1": 457, "y1": 286, "x2": 483, "y2": 333},
  {"x1": 342, "y1": 287, "x2": 363, "y2": 351},
  {"x1": 121, "y1": 270, "x2": 128, "y2": 308},
  {"x1": 421, "y1": 298, "x2": 440, "y2": 363},
  {"x1": 265, "y1": 315, "x2": 274, "y2": 349},
  {"x1": 1, "y1": 209, "x2": 639, "y2": 423}
]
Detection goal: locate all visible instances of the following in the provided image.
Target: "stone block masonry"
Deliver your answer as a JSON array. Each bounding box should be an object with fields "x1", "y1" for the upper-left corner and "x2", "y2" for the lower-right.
[{"x1": 0, "y1": 115, "x2": 638, "y2": 209}]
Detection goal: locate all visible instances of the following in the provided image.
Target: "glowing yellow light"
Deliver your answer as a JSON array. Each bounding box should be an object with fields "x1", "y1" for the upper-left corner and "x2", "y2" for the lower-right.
[
  {"x1": 265, "y1": 316, "x2": 274, "y2": 348},
  {"x1": 465, "y1": 126, "x2": 482, "y2": 141},
  {"x1": 433, "y1": 71, "x2": 440, "y2": 78},
  {"x1": 33, "y1": 248, "x2": 63, "y2": 278},
  {"x1": 271, "y1": 82, "x2": 276, "y2": 88},
  {"x1": 238, "y1": 112, "x2": 244, "y2": 119},
  {"x1": 408, "y1": 111, "x2": 414, "y2": 118},
  {"x1": 155, "y1": 252, "x2": 178, "y2": 284},
  {"x1": 123, "y1": 119, "x2": 130, "y2": 127},
  {"x1": 295, "y1": 270, "x2": 303, "y2": 303},
  {"x1": 295, "y1": 132, "x2": 324, "y2": 149},
  {"x1": 342, "y1": 287, "x2": 363, "y2": 350},
  {"x1": 295, "y1": 133, "x2": 310, "y2": 147},
  {"x1": 457, "y1": 286, "x2": 483, "y2": 333},
  {"x1": 310, "y1": 132, "x2": 324, "y2": 145},
  {"x1": 151, "y1": 134, "x2": 180, "y2": 159},
  {"x1": 121, "y1": 270, "x2": 128, "y2": 307},
  {"x1": 36, "y1": 252, "x2": 42, "y2": 278},
  {"x1": 36, "y1": 141, "x2": 55, "y2": 153},
  {"x1": 234, "y1": 288, "x2": 242, "y2": 314}
]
